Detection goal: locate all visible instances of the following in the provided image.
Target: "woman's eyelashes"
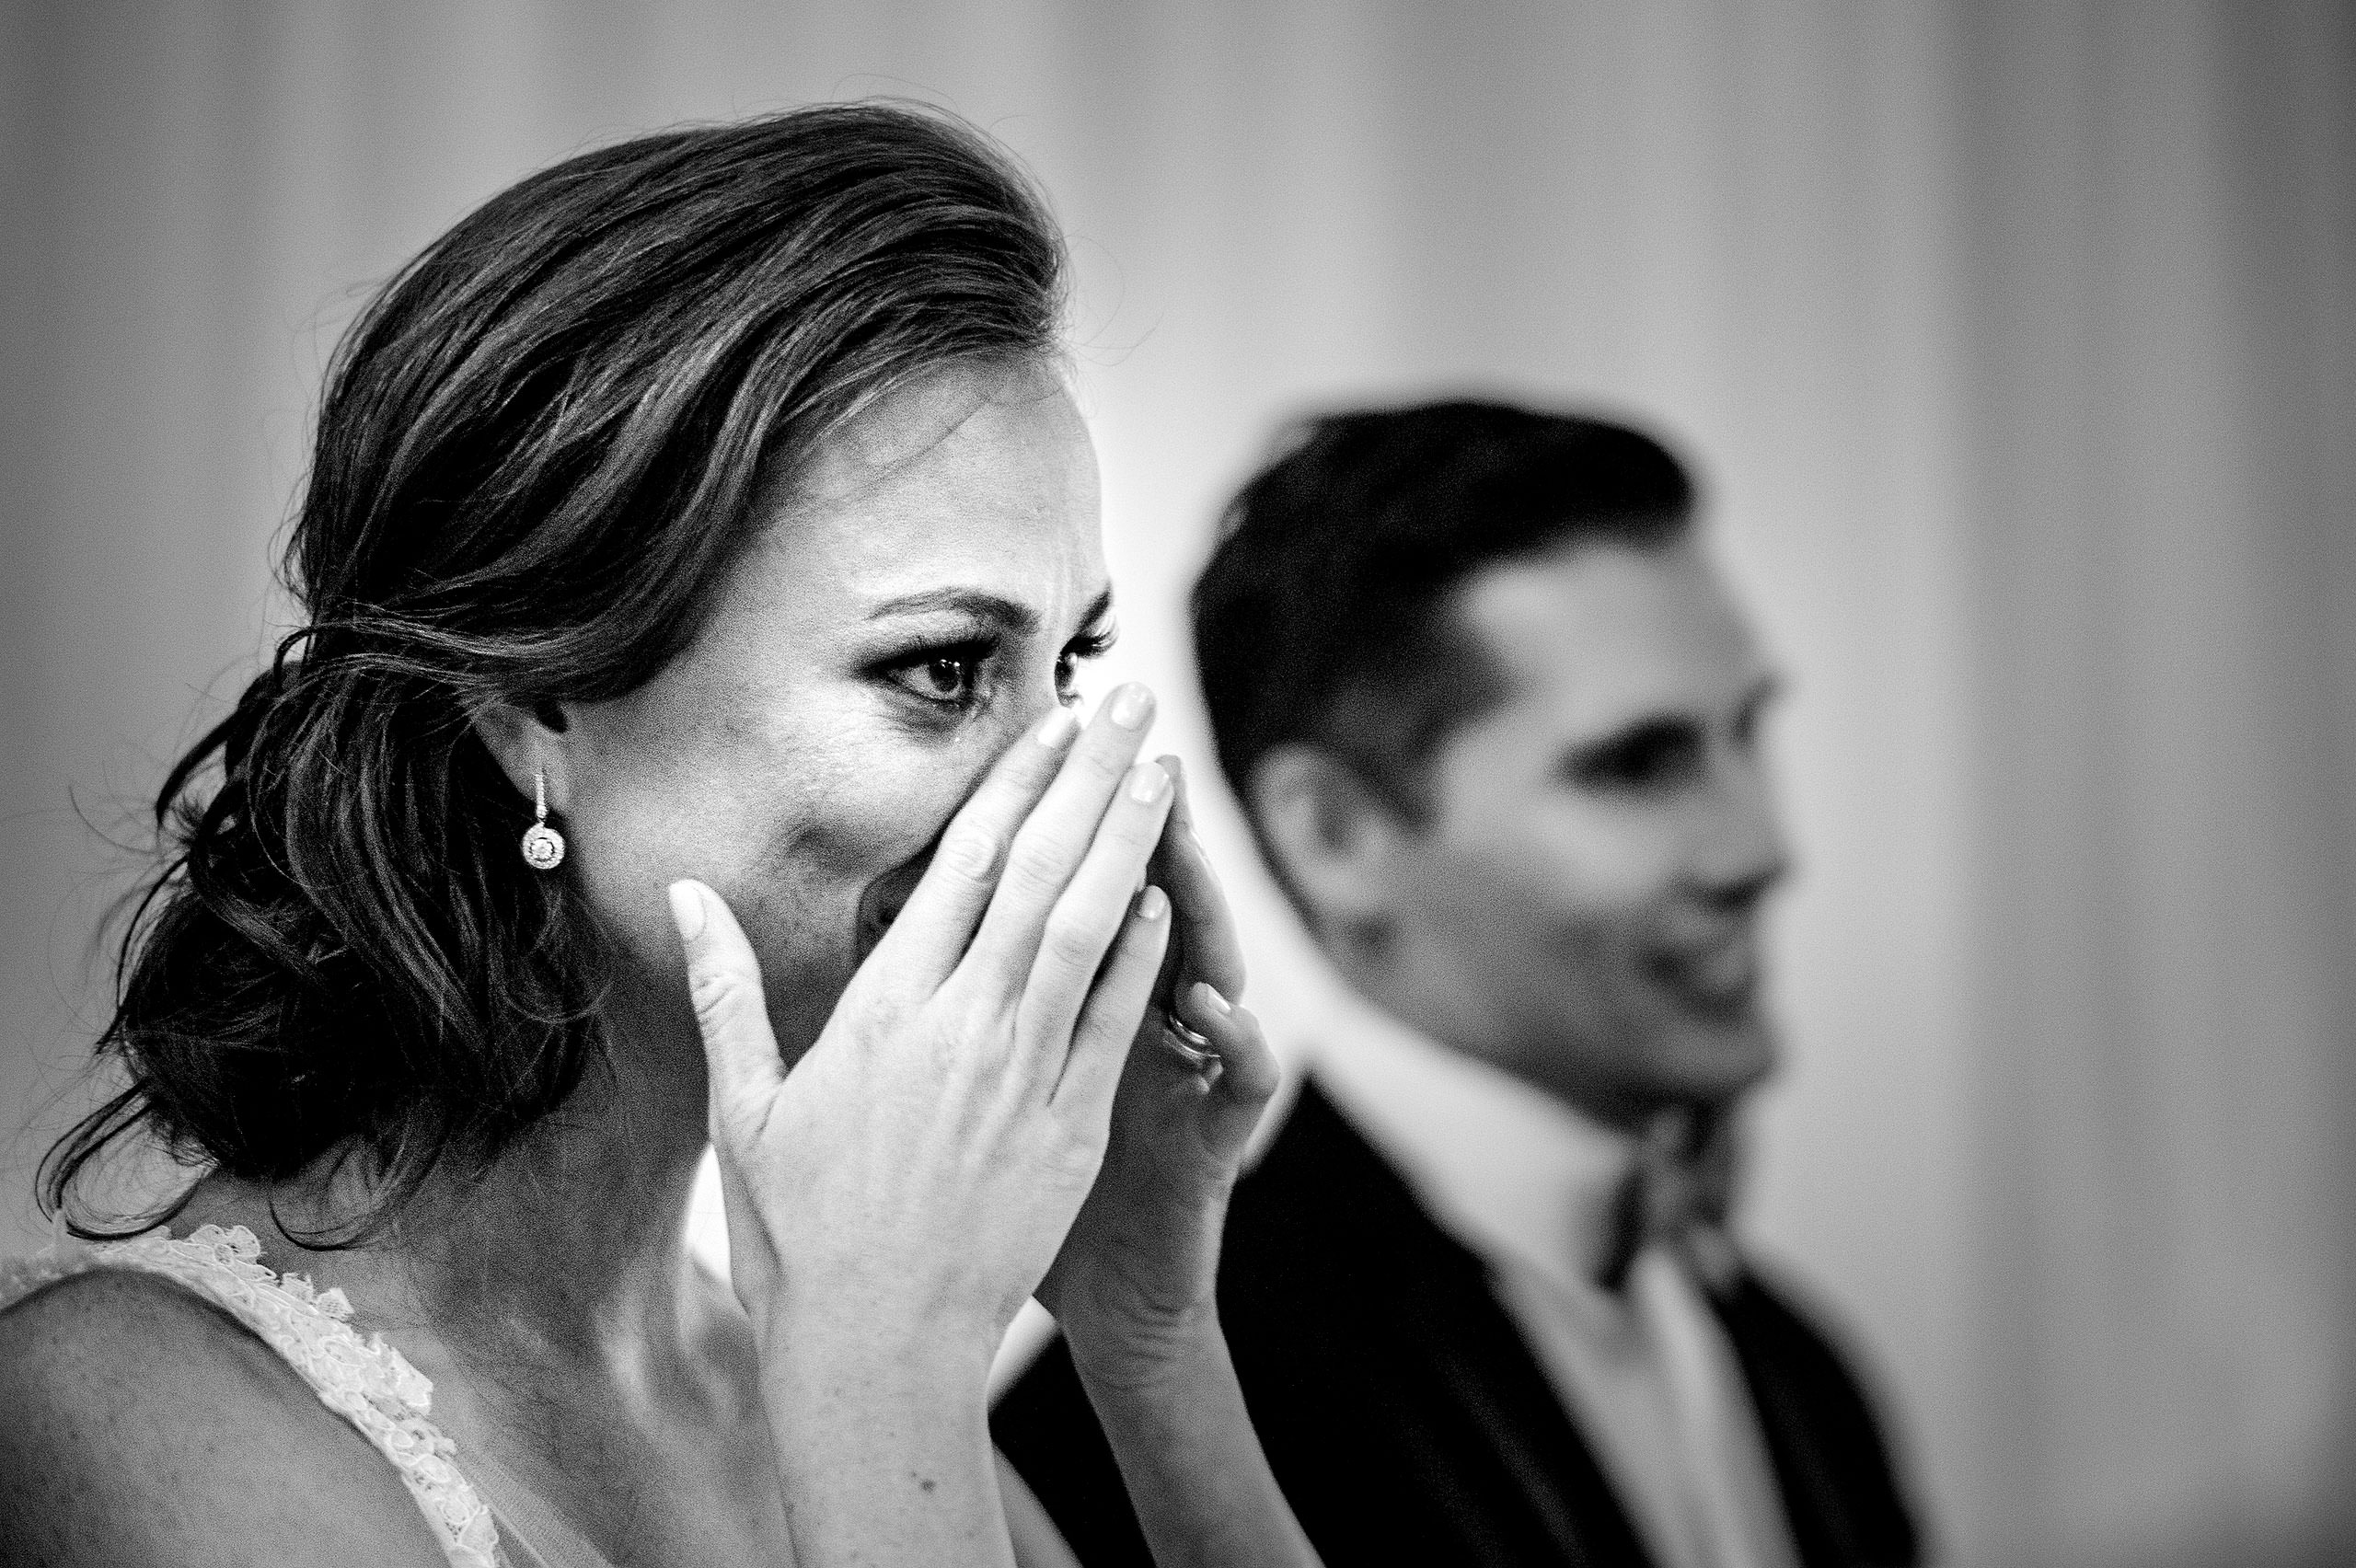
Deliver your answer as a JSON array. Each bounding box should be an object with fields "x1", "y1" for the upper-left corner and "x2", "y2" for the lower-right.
[
  {"x1": 875, "y1": 621, "x2": 1115, "y2": 715},
  {"x1": 879, "y1": 637, "x2": 999, "y2": 709},
  {"x1": 1056, "y1": 621, "x2": 1117, "y2": 705}
]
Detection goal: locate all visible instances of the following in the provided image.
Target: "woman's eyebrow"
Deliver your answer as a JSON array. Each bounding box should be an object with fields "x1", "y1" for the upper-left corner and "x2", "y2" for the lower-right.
[
  {"x1": 1071, "y1": 587, "x2": 1114, "y2": 636},
  {"x1": 865, "y1": 585, "x2": 1115, "y2": 638},
  {"x1": 866, "y1": 587, "x2": 1039, "y2": 633}
]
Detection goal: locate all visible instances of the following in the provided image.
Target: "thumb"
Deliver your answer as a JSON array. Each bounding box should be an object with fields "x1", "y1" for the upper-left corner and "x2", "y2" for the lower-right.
[{"x1": 667, "y1": 880, "x2": 786, "y2": 1113}]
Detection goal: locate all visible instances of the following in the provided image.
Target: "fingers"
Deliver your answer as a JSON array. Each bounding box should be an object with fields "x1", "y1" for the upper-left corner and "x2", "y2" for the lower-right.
[
  {"x1": 1175, "y1": 982, "x2": 1278, "y2": 1104},
  {"x1": 1016, "y1": 758, "x2": 1176, "y2": 1052},
  {"x1": 960, "y1": 684, "x2": 1159, "y2": 994},
  {"x1": 668, "y1": 880, "x2": 785, "y2": 1124},
  {"x1": 1149, "y1": 757, "x2": 1249, "y2": 1005},
  {"x1": 1056, "y1": 885, "x2": 1173, "y2": 1111},
  {"x1": 873, "y1": 704, "x2": 1085, "y2": 992}
]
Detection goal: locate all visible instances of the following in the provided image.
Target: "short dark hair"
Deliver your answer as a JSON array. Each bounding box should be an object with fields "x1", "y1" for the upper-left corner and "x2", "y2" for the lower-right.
[
  {"x1": 45, "y1": 103, "x2": 1067, "y2": 1243},
  {"x1": 1192, "y1": 400, "x2": 1694, "y2": 837}
]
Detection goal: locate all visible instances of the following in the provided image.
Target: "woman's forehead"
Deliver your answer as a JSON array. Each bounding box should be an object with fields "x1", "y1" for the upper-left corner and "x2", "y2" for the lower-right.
[
  {"x1": 802, "y1": 363, "x2": 1041, "y2": 502},
  {"x1": 737, "y1": 364, "x2": 1104, "y2": 627}
]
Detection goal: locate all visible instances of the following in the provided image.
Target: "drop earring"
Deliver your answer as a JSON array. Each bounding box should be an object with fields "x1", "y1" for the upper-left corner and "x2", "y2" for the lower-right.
[{"x1": 521, "y1": 767, "x2": 566, "y2": 870}]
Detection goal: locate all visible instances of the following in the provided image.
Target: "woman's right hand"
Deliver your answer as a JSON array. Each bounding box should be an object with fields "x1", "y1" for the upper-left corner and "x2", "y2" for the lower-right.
[{"x1": 664, "y1": 685, "x2": 1178, "y2": 1563}]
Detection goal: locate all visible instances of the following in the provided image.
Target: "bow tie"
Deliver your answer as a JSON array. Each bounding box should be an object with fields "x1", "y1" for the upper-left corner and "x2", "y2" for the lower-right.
[{"x1": 1593, "y1": 1105, "x2": 1742, "y2": 1295}]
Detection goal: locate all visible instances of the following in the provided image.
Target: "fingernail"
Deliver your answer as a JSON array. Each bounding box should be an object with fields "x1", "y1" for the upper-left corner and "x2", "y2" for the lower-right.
[
  {"x1": 1107, "y1": 683, "x2": 1153, "y2": 730},
  {"x1": 1034, "y1": 706, "x2": 1080, "y2": 748},
  {"x1": 1192, "y1": 981, "x2": 1231, "y2": 1016},
  {"x1": 666, "y1": 881, "x2": 706, "y2": 942},
  {"x1": 1136, "y1": 885, "x2": 1169, "y2": 921},
  {"x1": 1126, "y1": 761, "x2": 1169, "y2": 802}
]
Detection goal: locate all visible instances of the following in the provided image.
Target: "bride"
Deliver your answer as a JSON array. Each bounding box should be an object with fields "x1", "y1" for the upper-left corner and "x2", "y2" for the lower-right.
[{"x1": 0, "y1": 104, "x2": 1317, "y2": 1568}]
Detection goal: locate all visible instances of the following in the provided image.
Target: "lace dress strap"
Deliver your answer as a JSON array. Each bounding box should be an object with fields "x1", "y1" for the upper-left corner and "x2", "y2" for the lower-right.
[{"x1": 0, "y1": 1225, "x2": 501, "y2": 1568}]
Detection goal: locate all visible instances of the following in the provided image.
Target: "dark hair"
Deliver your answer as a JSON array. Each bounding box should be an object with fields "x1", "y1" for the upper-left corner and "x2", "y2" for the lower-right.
[
  {"x1": 43, "y1": 103, "x2": 1067, "y2": 1242},
  {"x1": 1192, "y1": 399, "x2": 1694, "y2": 843}
]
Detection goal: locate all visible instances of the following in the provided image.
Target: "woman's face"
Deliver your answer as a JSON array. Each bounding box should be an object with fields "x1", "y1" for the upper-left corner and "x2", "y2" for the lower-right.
[{"x1": 556, "y1": 362, "x2": 1112, "y2": 1063}]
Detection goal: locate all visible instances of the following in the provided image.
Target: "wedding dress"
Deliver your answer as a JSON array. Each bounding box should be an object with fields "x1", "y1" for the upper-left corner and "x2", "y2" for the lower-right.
[
  {"x1": 2, "y1": 1221, "x2": 1079, "y2": 1568},
  {"x1": 0, "y1": 1224, "x2": 584, "y2": 1568}
]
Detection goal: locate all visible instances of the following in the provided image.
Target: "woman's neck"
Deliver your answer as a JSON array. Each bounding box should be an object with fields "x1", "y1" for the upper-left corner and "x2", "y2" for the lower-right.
[{"x1": 179, "y1": 986, "x2": 719, "y2": 1381}]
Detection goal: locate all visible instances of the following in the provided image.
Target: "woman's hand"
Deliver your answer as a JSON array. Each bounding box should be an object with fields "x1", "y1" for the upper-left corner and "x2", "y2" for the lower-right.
[
  {"x1": 667, "y1": 686, "x2": 1179, "y2": 1567},
  {"x1": 1028, "y1": 757, "x2": 1322, "y2": 1568},
  {"x1": 1034, "y1": 759, "x2": 1282, "y2": 1387}
]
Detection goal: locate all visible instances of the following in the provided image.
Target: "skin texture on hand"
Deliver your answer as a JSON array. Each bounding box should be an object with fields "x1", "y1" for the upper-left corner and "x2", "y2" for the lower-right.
[
  {"x1": 1038, "y1": 757, "x2": 1285, "y2": 1381},
  {"x1": 674, "y1": 690, "x2": 1177, "y2": 1568}
]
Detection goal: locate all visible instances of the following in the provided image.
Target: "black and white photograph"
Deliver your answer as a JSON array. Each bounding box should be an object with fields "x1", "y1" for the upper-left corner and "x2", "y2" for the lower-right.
[{"x1": 1, "y1": 5, "x2": 2350, "y2": 1565}]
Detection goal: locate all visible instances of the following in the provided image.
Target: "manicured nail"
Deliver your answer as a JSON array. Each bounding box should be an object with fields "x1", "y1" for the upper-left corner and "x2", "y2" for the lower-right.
[
  {"x1": 666, "y1": 881, "x2": 706, "y2": 942},
  {"x1": 1107, "y1": 683, "x2": 1153, "y2": 730},
  {"x1": 1126, "y1": 761, "x2": 1169, "y2": 803},
  {"x1": 1034, "y1": 706, "x2": 1080, "y2": 748},
  {"x1": 1192, "y1": 981, "x2": 1231, "y2": 1016},
  {"x1": 1136, "y1": 885, "x2": 1169, "y2": 921}
]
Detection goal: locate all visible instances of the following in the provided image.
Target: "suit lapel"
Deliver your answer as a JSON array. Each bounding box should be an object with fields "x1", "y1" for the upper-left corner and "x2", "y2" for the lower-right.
[
  {"x1": 1272, "y1": 1082, "x2": 1661, "y2": 1568},
  {"x1": 1705, "y1": 1272, "x2": 1923, "y2": 1568}
]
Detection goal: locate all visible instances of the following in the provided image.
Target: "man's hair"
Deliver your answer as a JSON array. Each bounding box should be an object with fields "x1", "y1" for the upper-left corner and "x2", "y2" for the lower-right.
[{"x1": 1192, "y1": 399, "x2": 1695, "y2": 838}]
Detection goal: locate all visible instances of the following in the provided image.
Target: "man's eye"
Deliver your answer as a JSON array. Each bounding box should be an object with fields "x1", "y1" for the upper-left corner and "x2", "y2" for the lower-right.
[{"x1": 1568, "y1": 723, "x2": 1705, "y2": 791}]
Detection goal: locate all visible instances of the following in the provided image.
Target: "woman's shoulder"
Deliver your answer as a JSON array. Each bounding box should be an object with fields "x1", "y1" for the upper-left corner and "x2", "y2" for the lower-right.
[{"x1": 0, "y1": 1259, "x2": 453, "y2": 1568}]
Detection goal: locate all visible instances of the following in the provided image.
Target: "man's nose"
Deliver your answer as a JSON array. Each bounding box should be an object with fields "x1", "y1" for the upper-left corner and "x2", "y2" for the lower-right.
[{"x1": 1692, "y1": 753, "x2": 1790, "y2": 913}]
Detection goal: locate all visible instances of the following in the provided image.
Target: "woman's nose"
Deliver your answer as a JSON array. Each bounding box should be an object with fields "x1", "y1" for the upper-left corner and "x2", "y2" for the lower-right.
[{"x1": 999, "y1": 686, "x2": 1069, "y2": 750}]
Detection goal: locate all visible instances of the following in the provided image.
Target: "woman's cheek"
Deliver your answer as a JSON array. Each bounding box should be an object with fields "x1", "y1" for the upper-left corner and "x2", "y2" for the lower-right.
[{"x1": 742, "y1": 763, "x2": 978, "y2": 1060}]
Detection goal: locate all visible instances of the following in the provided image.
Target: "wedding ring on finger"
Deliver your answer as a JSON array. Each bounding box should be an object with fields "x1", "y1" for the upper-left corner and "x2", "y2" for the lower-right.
[{"x1": 1157, "y1": 1010, "x2": 1221, "y2": 1078}]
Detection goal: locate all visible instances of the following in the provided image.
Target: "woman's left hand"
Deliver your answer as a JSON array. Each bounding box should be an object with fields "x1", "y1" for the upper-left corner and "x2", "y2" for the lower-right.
[{"x1": 1034, "y1": 758, "x2": 1281, "y2": 1385}]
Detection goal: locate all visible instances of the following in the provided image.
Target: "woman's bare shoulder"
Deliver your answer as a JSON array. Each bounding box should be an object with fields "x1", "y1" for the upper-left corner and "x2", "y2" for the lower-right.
[{"x1": 0, "y1": 1269, "x2": 449, "y2": 1568}]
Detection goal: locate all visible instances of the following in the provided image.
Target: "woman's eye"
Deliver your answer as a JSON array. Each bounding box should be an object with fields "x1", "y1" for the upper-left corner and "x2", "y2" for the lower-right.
[
  {"x1": 1057, "y1": 624, "x2": 1117, "y2": 703},
  {"x1": 885, "y1": 647, "x2": 987, "y2": 708},
  {"x1": 917, "y1": 655, "x2": 973, "y2": 699}
]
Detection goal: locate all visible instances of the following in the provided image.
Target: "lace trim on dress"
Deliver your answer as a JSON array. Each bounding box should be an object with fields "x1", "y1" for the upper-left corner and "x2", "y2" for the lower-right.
[{"x1": 0, "y1": 1224, "x2": 501, "y2": 1568}]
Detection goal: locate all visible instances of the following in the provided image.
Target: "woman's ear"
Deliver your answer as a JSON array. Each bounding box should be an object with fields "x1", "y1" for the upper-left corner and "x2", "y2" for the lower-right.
[
  {"x1": 1248, "y1": 744, "x2": 1408, "y2": 940},
  {"x1": 472, "y1": 698, "x2": 574, "y2": 810}
]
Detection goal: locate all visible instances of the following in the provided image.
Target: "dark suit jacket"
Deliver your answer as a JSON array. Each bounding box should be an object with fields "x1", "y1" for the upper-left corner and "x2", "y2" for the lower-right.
[{"x1": 994, "y1": 1080, "x2": 1923, "y2": 1567}]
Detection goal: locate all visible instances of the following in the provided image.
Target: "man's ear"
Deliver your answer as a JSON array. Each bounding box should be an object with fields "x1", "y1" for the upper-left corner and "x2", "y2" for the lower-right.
[
  {"x1": 472, "y1": 698, "x2": 574, "y2": 811},
  {"x1": 1249, "y1": 743, "x2": 1411, "y2": 939}
]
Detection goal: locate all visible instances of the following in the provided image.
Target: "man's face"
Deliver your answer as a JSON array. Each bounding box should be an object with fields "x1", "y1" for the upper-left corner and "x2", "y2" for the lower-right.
[{"x1": 1379, "y1": 536, "x2": 1787, "y2": 1126}]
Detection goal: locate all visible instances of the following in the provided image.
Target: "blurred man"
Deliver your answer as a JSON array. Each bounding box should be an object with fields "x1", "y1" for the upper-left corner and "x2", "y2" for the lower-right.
[{"x1": 995, "y1": 402, "x2": 1923, "y2": 1568}]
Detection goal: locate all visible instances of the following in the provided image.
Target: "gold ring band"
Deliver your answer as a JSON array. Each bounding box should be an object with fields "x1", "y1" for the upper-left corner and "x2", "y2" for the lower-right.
[{"x1": 1158, "y1": 1015, "x2": 1219, "y2": 1073}]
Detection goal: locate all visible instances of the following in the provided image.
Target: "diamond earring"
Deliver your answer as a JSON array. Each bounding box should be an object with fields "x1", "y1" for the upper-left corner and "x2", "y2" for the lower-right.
[{"x1": 521, "y1": 767, "x2": 565, "y2": 870}]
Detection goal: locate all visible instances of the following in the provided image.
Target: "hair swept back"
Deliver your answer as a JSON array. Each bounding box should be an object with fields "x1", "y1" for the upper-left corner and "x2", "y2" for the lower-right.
[
  {"x1": 1192, "y1": 399, "x2": 1694, "y2": 851},
  {"x1": 43, "y1": 102, "x2": 1068, "y2": 1244}
]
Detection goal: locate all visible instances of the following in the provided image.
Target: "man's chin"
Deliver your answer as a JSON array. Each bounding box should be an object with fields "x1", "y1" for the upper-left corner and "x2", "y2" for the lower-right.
[{"x1": 1657, "y1": 1010, "x2": 1780, "y2": 1103}]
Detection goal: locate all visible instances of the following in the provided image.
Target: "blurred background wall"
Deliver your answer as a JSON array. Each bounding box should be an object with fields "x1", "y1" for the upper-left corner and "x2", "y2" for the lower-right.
[{"x1": 2, "y1": 2, "x2": 2350, "y2": 1562}]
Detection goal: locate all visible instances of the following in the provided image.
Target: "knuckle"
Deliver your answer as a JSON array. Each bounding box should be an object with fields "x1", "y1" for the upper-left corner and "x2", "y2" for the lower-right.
[
  {"x1": 687, "y1": 963, "x2": 759, "y2": 1035},
  {"x1": 933, "y1": 822, "x2": 1001, "y2": 884},
  {"x1": 1003, "y1": 835, "x2": 1072, "y2": 896},
  {"x1": 1041, "y1": 911, "x2": 1107, "y2": 972},
  {"x1": 1070, "y1": 740, "x2": 1128, "y2": 785}
]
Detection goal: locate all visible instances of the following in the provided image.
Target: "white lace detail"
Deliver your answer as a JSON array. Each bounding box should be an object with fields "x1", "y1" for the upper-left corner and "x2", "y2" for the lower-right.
[{"x1": 0, "y1": 1225, "x2": 501, "y2": 1568}]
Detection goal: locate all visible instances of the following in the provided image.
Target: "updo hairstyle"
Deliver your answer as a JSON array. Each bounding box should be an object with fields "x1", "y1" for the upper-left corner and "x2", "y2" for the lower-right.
[{"x1": 43, "y1": 103, "x2": 1068, "y2": 1242}]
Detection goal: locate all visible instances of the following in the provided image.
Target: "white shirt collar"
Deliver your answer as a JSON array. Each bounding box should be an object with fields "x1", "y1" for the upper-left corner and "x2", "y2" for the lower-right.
[{"x1": 1308, "y1": 986, "x2": 1641, "y2": 1298}]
